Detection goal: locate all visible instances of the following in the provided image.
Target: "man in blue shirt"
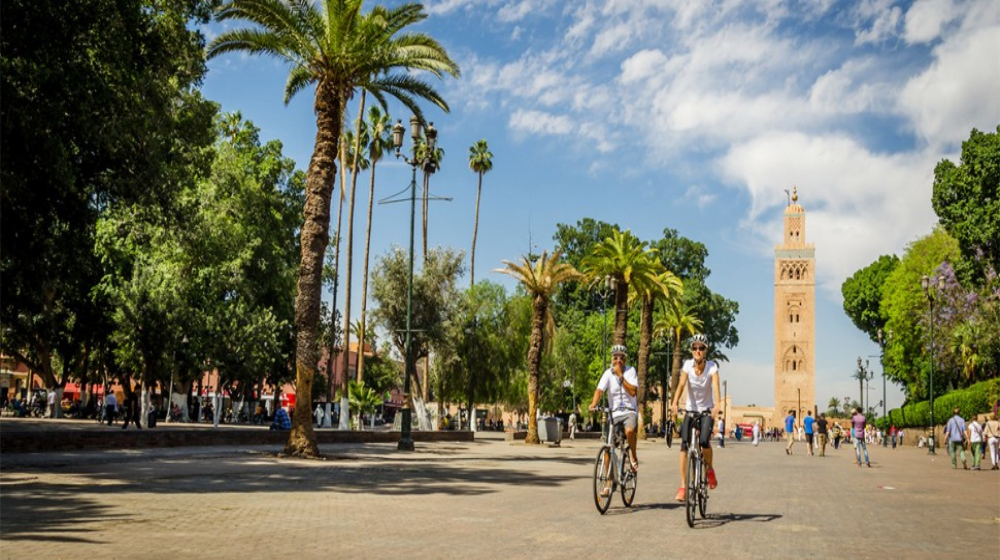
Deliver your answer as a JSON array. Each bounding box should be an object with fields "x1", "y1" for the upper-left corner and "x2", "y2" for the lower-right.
[
  {"x1": 785, "y1": 410, "x2": 797, "y2": 455},
  {"x1": 943, "y1": 407, "x2": 968, "y2": 469},
  {"x1": 803, "y1": 410, "x2": 816, "y2": 456}
]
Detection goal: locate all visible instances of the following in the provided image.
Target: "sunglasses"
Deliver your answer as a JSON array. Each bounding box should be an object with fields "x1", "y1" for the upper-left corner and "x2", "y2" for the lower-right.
[{"x1": 691, "y1": 346, "x2": 707, "y2": 351}]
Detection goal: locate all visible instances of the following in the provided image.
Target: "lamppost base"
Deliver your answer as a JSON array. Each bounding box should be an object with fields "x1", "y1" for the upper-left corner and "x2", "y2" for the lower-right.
[
  {"x1": 928, "y1": 436, "x2": 936, "y2": 455},
  {"x1": 397, "y1": 438, "x2": 414, "y2": 451}
]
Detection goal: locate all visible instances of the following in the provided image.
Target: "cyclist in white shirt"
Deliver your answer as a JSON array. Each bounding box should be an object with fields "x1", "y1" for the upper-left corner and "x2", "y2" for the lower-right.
[
  {"x1": 670, "y1": 334, "x2": 722, "y2": 502},
  {"x1": 589, "y1": 344, "x2": 639, "y2": 474}
]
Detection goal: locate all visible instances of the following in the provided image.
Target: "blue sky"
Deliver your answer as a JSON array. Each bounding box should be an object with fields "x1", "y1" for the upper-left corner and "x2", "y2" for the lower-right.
[{"x1": 200, "y1": 0, "x2": 999, "y2": 412}]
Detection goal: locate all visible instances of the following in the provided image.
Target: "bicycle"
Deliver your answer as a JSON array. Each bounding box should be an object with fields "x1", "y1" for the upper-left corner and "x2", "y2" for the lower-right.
[
  {"x1": 591, "y1": 406, "x2": 637, "y2": 514},
  {"x1": 665, "y1": 418, "x2": 676, "y2": 448},
  {"x1": 683, "y1": 409, "x2": 713, "y2": 527}
]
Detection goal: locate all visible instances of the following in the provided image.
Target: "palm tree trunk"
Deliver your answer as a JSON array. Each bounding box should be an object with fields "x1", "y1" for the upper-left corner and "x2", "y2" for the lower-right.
[
  {"x1": 323, "y1": 149, "x2": 346, "y2": 429},
  {"x1": 470, "y1": 174, "x2": 482, "y2": 288},
  {"x1": 286, "y1": 87, "x2": 342, "y2": 458},
  {"x1": 525, "y1": 294, "x2": 546, "y2": 445},
  {"x1": 357, "y1": 159, "x2": 378, "y2": 383},
  {"x1": 336, "y1": 135, "x2": 351, "y2": 430},
  {"x1": 670, "y1": 330, "x2": 683, "y2": 398},
  {"x1": 342, "y1": 91, "x2": 367, "y2": 391},
  {"x1": 637, "y1": 296, "x2": 653, "y2": 440},
  {"x1": 421, "y1": 171, "x2": 429, "y2": 263},
  {"x1": 614, "y1": 279, "x2": 629, "y2": 345}
]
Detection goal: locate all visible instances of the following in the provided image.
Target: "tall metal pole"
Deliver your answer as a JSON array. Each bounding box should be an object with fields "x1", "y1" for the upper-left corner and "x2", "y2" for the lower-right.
[
  {"x1": 928, "y1": 293, "x2": 936, "y2": 455},
  {"x1": 398, "y1": 156, "x2": 417, "y2": 452}
]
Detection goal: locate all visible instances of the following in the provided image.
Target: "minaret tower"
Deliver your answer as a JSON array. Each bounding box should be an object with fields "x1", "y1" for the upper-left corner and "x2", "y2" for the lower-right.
[{"x1": 774, "y1": 187, "x2": 815, "y2": 421}]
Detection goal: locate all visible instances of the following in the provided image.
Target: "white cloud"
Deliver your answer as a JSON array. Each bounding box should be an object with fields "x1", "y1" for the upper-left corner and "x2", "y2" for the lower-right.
[
  {"x1": 903, "y1": 0, "x2": 958, "y2": 44},
  {"x1": 899, "y1": 19, "x2": 1000, "y2": 148},
  {"x1": 852, "y1": 0, "x2": 904, "y2": 45},
  {"x1": 509, "y1": 109, "x2": 574, "y2": 135},
  {"x1": 719, "y1": 132, "x2": 938, "y2": 296},
  {"x1": 619, "y1": 49, "x2": 669, "y2": 84}
]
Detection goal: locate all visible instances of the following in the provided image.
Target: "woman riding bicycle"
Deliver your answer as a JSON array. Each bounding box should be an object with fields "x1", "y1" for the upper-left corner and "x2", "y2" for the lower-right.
[
  {"x1": 588, "y1": 344, "x2": 639, "y2": 480},
  {"x1": 670, "y1": 334, "x2": 722, "y2": 502}
]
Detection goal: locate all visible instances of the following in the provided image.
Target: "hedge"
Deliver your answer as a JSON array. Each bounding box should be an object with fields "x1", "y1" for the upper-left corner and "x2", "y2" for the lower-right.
[{"x1": 875, "y1": 378, "x2": 1000, "y2": 430}]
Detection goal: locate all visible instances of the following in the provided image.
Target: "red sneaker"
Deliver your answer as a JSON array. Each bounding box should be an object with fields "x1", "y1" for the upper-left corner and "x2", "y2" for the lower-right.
[
  {"x1": 675, "y1": 487, "x2": 686, "y2": 502},
  {"x1": 707, "y1": 468, "x2": 718, "y2": 489}
]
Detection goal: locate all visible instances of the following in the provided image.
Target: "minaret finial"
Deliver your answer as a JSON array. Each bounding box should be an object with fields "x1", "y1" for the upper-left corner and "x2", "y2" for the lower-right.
[{"x1": 792, "y1": 186, "x2": 798, "y2": 203}]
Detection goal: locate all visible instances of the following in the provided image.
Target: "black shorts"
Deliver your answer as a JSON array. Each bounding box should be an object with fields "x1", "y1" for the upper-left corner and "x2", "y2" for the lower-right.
[
  {"x1": 680, "y1": 412, "x2": 714, "y2": 452},
  {"x1": 806, "y1": 433, "x2": 814, "y2": 444}
]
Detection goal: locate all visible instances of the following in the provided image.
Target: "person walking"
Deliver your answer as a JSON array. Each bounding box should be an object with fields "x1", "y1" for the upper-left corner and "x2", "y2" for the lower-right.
[
  {"x1": 967, "y1": 415, "x2": 984, "y2": 471},
  {"x1": 752, "y1": 420, "x2": 760, "y2": 447},
  {"x1": 943, "y1": 407, "x2": 968, "y2": 470},
  {"x1": 568, "y1": 407, "x2": 578, "y2": 441},
  {"x1": 716, "y1": 411, "x2": 725, "y2": 449},
  {"x1": 851, "y1": 408, "x2": 870, "y2": 467},
  {"x1": 785, "y1": 410, "x2": 797, "y2": 455},
  {"x1": 983, "y1": 413, "x2": 999, "y2": 470},
  {"x1": 890, "y1": 425, "x2": 898, "y2": 449},
  {"x1": 816, "y1": 413, "x2": 829, "y2": 457},
  {"x1": 121, "y1": 387, "x2": 141, "y2": 430},
  {"x1": 803, "y1": 410, "x2": 816, "y2": 456},
  {"x1": 104, "y1": 391, "x2": 118, "y2": 426},
  {"x1": 832, "y1": 422, "x2": 842, "y2": 450}
]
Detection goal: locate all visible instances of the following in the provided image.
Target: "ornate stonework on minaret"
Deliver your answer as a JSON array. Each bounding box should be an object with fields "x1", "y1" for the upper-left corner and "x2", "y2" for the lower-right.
[{"x1": 774, "y1": 187, "x2": 815, "y2": 420}]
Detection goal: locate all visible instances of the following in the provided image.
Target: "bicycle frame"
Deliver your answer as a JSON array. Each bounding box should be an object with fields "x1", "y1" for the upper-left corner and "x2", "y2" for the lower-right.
[
  {"x1": 593, "y1": 407, "x2": 637, "y2": 514},
  {"x1": 684, "y1": 410, "x2": 712, "y2": 527}
]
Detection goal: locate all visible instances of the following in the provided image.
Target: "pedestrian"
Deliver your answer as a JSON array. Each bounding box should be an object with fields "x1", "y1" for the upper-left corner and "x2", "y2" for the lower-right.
[
  {"x1": 752, "y1": 420, "x2": 760, "y2": 446},
  {"x1": 270, "y1": 407, "x2": 291, "y2": 430},
  {"x1": 966, "y1": 415, "x2": 984, "y2": 471},
  {"x1": 890, "y1": 425, "x2": 898, "y2": 449},
  {"x1": 105, "y1": 391, "x2": 118, "y2": 426},
  {"x1": 899, "y1": 428, "x2": 905, "y2": 447},
  {"x1": 851, "y1": 408, "x2": 871, "y2": 467},
  {"x1": 568, "y1": 407, "x2": 578, "y2": 440},
  {"x1": 121, "y1": 387, "x2": 141, "y2": 430},
  {"x1": 816, "y1": 413, "x2": 829, "y2": 457},
  {"x1": 803, "y1": 410, "x2": 816, "y2": 456},
  {"x1": 47, "y1": 389, "x2": 57, "y2": 418},
  {"x1": 314, "y1": 403, "x2": 323, "y2": 427},
  {"x1": 943, "y1": 407, "x2": 968, "y2": 470},
  {"x1": 983, "y1": 413, "x2": 999, "y2": 470},
  {"x1": 716, "y1": 411, "x2": 725, "y2": 449},
  {"x1": 832, "y1": 422, "x2": 842, "y2": 450},
  {"x1": 785, "y1": 410, "x2": 797, "y2": 455}
]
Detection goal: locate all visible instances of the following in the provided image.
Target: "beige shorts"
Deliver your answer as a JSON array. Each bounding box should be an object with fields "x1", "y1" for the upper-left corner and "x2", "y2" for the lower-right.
[{"x1": 786, "y1": 431, "x2": 796, "y2": 443}]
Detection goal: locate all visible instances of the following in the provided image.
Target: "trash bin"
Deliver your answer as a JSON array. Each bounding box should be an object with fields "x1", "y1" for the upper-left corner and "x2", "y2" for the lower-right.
[
  {"x1": 147, "y1": 409, "x2": 157, "y2": 428},
  {"x1": 539, "y1": 417, "x2": 562, "y2": 444}
]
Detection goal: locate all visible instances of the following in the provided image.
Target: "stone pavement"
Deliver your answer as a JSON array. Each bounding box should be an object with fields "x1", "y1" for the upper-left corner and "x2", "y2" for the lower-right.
[{"x1": 1, "y1": 431, "x2": 998, "y2": 560}]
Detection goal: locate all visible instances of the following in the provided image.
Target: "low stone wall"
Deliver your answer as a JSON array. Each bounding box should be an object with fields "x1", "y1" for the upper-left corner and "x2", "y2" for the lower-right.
[{"x1": 0, "y1": 427, "x2": 473, "y2": 453}]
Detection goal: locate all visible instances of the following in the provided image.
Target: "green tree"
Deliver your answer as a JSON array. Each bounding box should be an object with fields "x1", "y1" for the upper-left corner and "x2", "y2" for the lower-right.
[
  {"x1": 581, "y1": 230, "x2": 658, "y2": 345},
  {"x1": 932, "y1": 125, "x2": 1000, "y2": 283},
  {"x1": 842, "y1": 255, "x2": 900, "y2": 343},
  {"x1": 468, "y1": 140, "x2": 494, "y2": 287},
  {"x1": 369, "y1": 246, "x2": 465, "y2": 424},
  {"x1": 632, "y1": 265, "x2": 682, "y2": 438},
  {"x1": 208, "y1": 0, "x2": 459, "y2": 457},
  {"x1": 881, "y1": 228, "x2": 961, "y2": 399},
  {"x1": 654, "y1": 300, "x2": 703, "y2": 397},
  {"x1": 496, "y1": 251, "x2": 581, "y2": 444},
  {"x1": 1, "y1": 0, "x2": 216, "y2": 407}
]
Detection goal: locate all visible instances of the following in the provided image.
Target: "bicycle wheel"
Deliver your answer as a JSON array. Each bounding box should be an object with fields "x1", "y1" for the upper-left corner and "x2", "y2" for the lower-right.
[
  {"x1": 593, "y1": 447, "x2": 613, "y2": 514},
  {"x1": 621, "y1": 445, "x2": 637, "y2": 507},
  {"x1": 698, "y1": 457, "x2": 708, "y2": 518},
  {"x1": 665, "y1": 421, "x2": 674, "y2": 448},
  {"x1": 685, "y1": 449, "x2": 698, "y2": 527}
]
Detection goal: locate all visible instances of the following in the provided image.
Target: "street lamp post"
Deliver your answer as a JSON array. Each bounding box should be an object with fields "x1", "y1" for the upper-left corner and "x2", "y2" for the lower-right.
[
  {"x1": 877, "y1": 328, "x2": 891, "y2": 446},
  {"x1": 596, "y1": 275, "x2": 616, "y2": 372},
  {"x1": 856, "y1": 358, "x2": 872, "y2": 417},
  {"x1": 391, "y1": 116, "x2": 437, "y2": 451},
  {"x1": 920, "y1": 274, "x2": 945, "y2": 455},
  {"x1": 465, "y1": 316, "x2": 478, "y2": 432}
]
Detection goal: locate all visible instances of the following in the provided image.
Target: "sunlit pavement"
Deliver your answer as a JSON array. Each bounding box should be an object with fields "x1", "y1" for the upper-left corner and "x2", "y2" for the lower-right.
[{"x1": 1, "y1": 429, "x2": 997, "y2": 559}]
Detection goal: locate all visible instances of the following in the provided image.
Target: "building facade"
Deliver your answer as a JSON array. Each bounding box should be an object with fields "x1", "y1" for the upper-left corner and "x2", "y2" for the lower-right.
[{"x1": 773, "y1": 187, "x2": 816, "y2": 420}]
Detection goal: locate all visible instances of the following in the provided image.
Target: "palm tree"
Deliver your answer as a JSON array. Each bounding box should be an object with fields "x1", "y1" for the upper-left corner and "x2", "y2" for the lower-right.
[
  {"x1": 827, "y1": 397, "x2": 841, "y2": 417},
  {"x1": 581, "y1": 230, "x2": 658, "y2": 345},
  {"x1": 496, "y1": 251, "x2": 580, "y2": 444},
  {"x1": 357, "y1": 106, "x2": 393, "y2": 384},
  {"x1": 467, "y1": 140, "x2": 493, "y2": 288},
  {"x1": 336, "y1": 126, "x2": 370, "y2": 429},
  {"x1": 654, "y1": 299, "x2": 703, "y2": 397},
  {"x1": 347, "y1": 380, "x2": 381, "y2": 430},
  {"x1": 632, "y1": 267, "x2": 682, "y2": 438},
  {"x1": 209, "y1": 0, "x2": 459, "y2": 457}
]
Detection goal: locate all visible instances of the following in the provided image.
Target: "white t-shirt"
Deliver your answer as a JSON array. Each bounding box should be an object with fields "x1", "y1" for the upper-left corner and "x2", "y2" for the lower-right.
[
  {"x1": 682, "y1": 359, "x2": 718, "y2": 412},
  {"x1": 969, "y1": 420, "x2": 983, "y2": 443},
  {"x1": 597, "y1": 366, "x2": 638, "y2": 419}
]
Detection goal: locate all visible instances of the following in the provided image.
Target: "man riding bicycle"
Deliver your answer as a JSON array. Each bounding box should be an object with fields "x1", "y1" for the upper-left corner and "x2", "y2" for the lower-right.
[
  {"x1": 589, "y1": 344, "x2": 640, "y2": 483},
  {"x1": 670, "y1": 334, "x2": 722, "y2": 502}
]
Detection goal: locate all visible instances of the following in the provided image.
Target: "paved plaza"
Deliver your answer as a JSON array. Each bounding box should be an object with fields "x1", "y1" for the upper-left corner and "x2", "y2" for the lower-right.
[{"x1": 1, "y1": 423, "x2": 998, "y2": 559}]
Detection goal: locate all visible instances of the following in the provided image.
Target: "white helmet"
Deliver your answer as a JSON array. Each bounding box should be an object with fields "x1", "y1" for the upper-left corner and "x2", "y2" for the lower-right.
[
  {"x1": 610, "y1": 344, "x2": 627, "y2": 356},
  {"x1": 689, "y1": 334, "x2": 710, "y2": 349}
]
